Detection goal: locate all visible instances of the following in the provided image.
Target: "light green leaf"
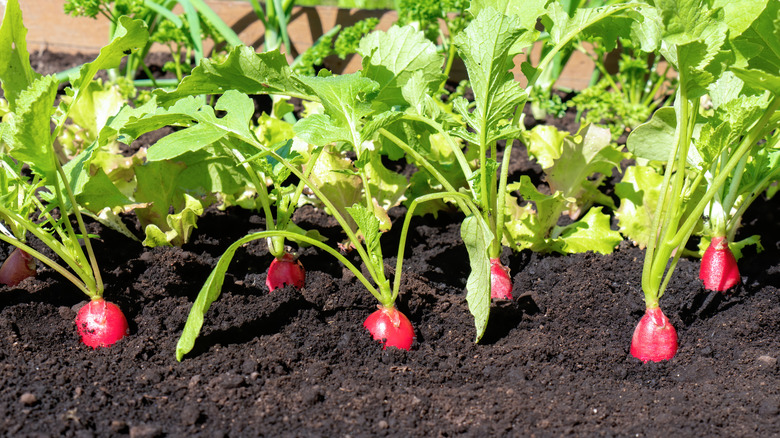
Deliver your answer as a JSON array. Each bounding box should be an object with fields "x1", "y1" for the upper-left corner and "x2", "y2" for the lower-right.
[
  {"x1": 306, "y1": 146, "x2": 362, "y2": 231},
  {"x1": 156, "y1": 47, "x2": 316, "y2": 106},
  {"x1": 730, "y1": 0, "x2": 778, "y2": 73},
  {"x1": 298, "y1": 73, "x2": 378, "y2": 144},
  {"x1": 131, "y1": 91, "x2": 258, "y2": 161},
  {"x1": 525, "y1": 124, "x2": 570, "y2": 170},
  {"x1": 294, "y1": 113, "x2": 352, "y2": 146},
  {"x1": 76, "y1": 168, "x2": 133, "y2": 212},
  {"x1": 627, "y1": 107, "x2": 702, "y2": 167},
  {"x1": 545, "y1": 124, "x2": 624, "y2": 213},
  {"x1": 6, "y1": 75, "x2": 59, "y2": 181},
  {"x1": 544, "y1": 2, "x2": 638, "y2": 52},
  {"x1": 713, "y1": 0, "x2": 769, "y2": 37},
  {"x1": 366, "y1": 154, "x2": 408, "y2": 211},
  {"x1": 149, "y1": 123, "x2": 227, "y2": 161},
  {"x1": 70, "y1": 17, "x2": 149, "y2": 98},
  {"x1": 142, "y1": 193, "x2": 203, "y2": 247},
  {"x1": 461, "y1": 215, "x2": 493, "y2": 343},
  {"x1": 615, "y1": 165, "x2": 664, "y2": 248},
  {"x1": 0, "y1": 0, "x2": 41, "y2": 110},
  {"x1": 358, "y1": 25, "x2": 445, "y2": 107},
  {"x1": 454, "y1": 6, "x2": 527, "y2": 137},
  {"x1": 553, "y1": 207, "x2": 622, "y2": 255}
]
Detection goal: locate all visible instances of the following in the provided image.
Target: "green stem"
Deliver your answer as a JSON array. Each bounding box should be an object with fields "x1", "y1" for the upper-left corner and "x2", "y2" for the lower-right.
[
  {"x1": 399, "y1": 114, "x2": 473, "y2": 184},
  {"x1": 391, "y1": 191, "x2": 480, "y2": 303},
  {"x1": 377, "y1": 128, "x2": 470, "y2": 213},
  {"x1": 0, "y1": 233, "x2": 91, "y2": 297},
  {"x1": 493, "y1": 139, "x2": 514, "y2": 258},
  {"x1": 669, "y1": 95, "x2": 780, "y2": 250},
  {"x1": 248, "y1": 142, "x2": 377, "y2": 288}
]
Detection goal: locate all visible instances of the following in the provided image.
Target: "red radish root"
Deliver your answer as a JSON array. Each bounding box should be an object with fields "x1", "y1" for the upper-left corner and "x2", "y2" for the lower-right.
[
  {"x1": 700, "y1": 236, "x2": 740, "y2": 292},
  {"x1": 363, "y1": 305, "x2": 414, "y2": 350},
  {"x1": 75, "y1": 298, "x2": 130, "y2": 348},
  {"x1": 490, "y1": 258, "x2": 512, "y2": 300},
  {"x1": 630, "y1": 307, "x2": 678, "y2": 362},
  {"x1": 266, "y1": 253, "x2": 305, "y2": 292},
  {"x1": 0, "y1": 248, "x2": 36, "y2": 287}
]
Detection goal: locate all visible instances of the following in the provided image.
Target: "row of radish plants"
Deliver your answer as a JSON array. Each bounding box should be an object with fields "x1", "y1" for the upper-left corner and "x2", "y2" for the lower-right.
[{"x1": 0, "y1": 0, "x2": 778, "y2": 363}]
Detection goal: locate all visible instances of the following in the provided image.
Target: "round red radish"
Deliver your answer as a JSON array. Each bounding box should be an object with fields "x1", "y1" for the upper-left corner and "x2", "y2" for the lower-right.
[
  {"x1": 363, "y1": 305, "x2": 414, "y2": 350},
  {"x1": 630, "y1": 307, "x2": 678, "y2": 363},
  {"x1": 700, "y1": 236, "x2": 740, "y2": 292},
  {"x1": 0, "y1": 248, "x2": 37, "y2": 287},
  {"x1": 490, "y1": 258, "x2": 512, "y2": 300},
  {"x1": 265, "y1": 253, "x2": 305, "y2": 292},
  {"x1": 75, "y1": 298, "x2": 130, "y2": 349}
]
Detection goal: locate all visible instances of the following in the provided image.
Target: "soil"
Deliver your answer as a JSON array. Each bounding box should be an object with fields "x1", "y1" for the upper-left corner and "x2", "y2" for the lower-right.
[{"x1": 1, "y1": 51, "x2": 779, "y2": 438}]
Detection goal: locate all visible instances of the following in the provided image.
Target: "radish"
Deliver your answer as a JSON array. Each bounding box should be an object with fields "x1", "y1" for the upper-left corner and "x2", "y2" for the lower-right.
[
  {"x1": 75, "y1": 298, "x2": 130, "y2": 349},
  {"x1": 363, "y1": 305, "x2": 414, "y2": 350},
  {"x1": 630, "y1": 307, "x2": 678, "y2": 362},
  {"x1": 490, "y1": 258, "x2": 512, "y2": 300},
  {"x1": 0, "y1": 248, "x2": 36, "y2": 287},
  {"x1": 699, "y1": 236, "x2": 740, "y2": 292},
  {"x1": 265, "y1": 253, "x2": 305, "y2": 292}
]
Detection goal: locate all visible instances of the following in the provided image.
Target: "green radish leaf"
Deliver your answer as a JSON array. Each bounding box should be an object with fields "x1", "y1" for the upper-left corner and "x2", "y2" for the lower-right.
[
  {"x1": 346, "y1": 203, "x2": 381, "y2": 257},
  {"x1": 0, "y1": 0, "x2": 41, "y2": 110},
  {"x1": 461, "y1": 215, "x2": 493, "y2": 343},
  {"x1": 132, "y1": 91, "x2": 257, "y2": 161},
  {"x1": 176, "y1": 231, "x2": 268, "y2": 361},
  {"x1": 713, "y1": 0, "x2": 770, "y2": 37},
  {"x1": 294, "y1": 113, "x2": 352, "y2": 146},
  {"x1": 358, "y1": 25, "x2": 445, "y2": 108},
  {"x1": 69, "y1": 16, "x2": 149, "y2": 98},
  {"x1": 148, "y1": 123, "x2": 227, "y2": 161},
  {"x1": 626, "y1": 107, "x2": 702, "y2": 167},
  {"x1": 730, "y1": 0, "x2": 779, "y2": 74},
  {"x1": 544, "y1": 1, "x2": 639, "y2": 52},
  {"x1": 654, "y1": 0, "x2": 731, "y2": 98},
  {"x1": 156, "y1": 47, "x2": 316, "y2": 106},
  {"x1": 454, "y1": 6, "x2": 527, "y2": 140}
]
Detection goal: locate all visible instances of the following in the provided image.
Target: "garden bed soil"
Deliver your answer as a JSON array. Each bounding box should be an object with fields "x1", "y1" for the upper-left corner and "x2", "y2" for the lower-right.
[{"x1": 1, "y1": 51, "x2": 779, "y2": 438}]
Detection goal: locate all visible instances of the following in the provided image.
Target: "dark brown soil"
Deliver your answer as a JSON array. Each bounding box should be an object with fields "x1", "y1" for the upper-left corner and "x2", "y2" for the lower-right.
[{"x1": 1, "y1": 51, "x2": 779, "y2": 438}]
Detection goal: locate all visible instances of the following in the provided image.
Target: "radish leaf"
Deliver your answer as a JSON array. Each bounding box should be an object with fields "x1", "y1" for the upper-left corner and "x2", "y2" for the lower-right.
[{"x1": 461, "y1": 215, "x2": 492, "y2": 343}]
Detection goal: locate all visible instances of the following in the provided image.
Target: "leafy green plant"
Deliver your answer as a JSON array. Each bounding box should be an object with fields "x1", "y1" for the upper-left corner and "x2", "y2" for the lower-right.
[
  {"x1": 569, "y1": 37, "x2": 675, "y2": 139},
  {"x1": 293, "y1": 17, "x2": 380, "y2": 76},
  {"x1": 63, "y1": 0, "x2": 242, "y2": 85},
  {"x1": 527, "y1": 0, "x2": 622, "y2": 120},
  {"x1": 395, "y1": 0, "x2": 471, "y2": 80},
  {"x1": 0, "y1": 0, "x2": 149, "y2": 347},
  {"x1": 624, "y1": 0, "x2": 779, "y2": 362},
  {"x1": 504, "y1": 123, "x2": 624, "y2": 254}
]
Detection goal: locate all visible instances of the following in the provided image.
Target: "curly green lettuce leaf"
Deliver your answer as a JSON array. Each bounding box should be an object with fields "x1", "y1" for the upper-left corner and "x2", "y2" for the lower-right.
[
  {"x1": 615, "y1": 164, "x2": 664, "y2": 248},
  {"x1": 142, "y1": 193, "x2": 204, "y2": 247},
  {"x1": 0, "y1": 0, "x2": 40, "y2": 110}
]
